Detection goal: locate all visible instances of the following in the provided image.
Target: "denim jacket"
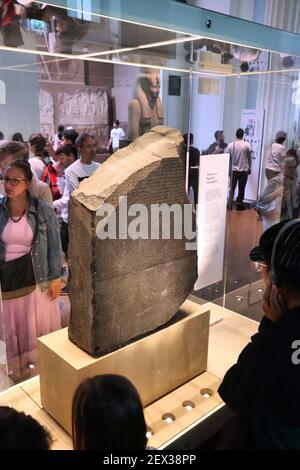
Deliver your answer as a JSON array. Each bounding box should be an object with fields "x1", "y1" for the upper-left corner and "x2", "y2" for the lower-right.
[{"x1": 0, "y1": 194, "x2": 61, "y2": 289}]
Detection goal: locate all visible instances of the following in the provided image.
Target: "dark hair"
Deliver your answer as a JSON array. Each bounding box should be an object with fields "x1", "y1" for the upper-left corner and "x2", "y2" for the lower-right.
[
  {"x1": 57, "y1": 125, "x2": 64, "y2": 140},
  {"x1": 214, "y1": 130, "x2": 223, "y2": 141},
  {"x1": 259, "y1": 220, "x2": 300, "y2": 292},
  {"x1": 28, "y1": 133, "x2": 47, "y2": 155},
  {"x1": 55, "y1": 143, "x2": 78, "y2": 159},
  {"x1": 75, "y1": 133, "x2": 95, "y2": 149},
  {"x1": 0, "y1": 141, "x2": 29, "y2": 161},
  {"x1": 63, "y1": 129, "x2": 79, "y2": 145},
  {"x1": 287, "y1": 148, "x2": 298, "y2": 166},
  {"x1": 236, "y1": 128, "x2": 244, "y2": 139},
  {"x1": 12, "y1": 132, "x2": 24, "y2": 143},
  {"x1": 113, "y1": 120, "x2": 120, "y2": 126},
  {"x1": 0, "y1": 131, "x2": 4, "y2": 140},
  {"x1": 0, "y1": 406, "x2": 52, "y2": 450},
  {"x1": 183, "y1": 133, "x2": 194, "y2": 146},
  {"x1": 276, "y1": 137, "x2": 286, "y2": 145},
  {"x1": 5, "y1": 159, "x2": 33, "y2": 181},
  {"x1": 72, "y1": 374, "x2": 147, "y2": 450}
]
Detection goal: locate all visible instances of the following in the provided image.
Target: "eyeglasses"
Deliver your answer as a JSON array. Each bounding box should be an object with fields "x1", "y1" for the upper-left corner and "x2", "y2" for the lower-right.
[
  {"x1": 0, "y1": 176, "x2": 27, "y2": 186},
  {"x1": 251, "y1": 261, "x2": 268, "y2": 272}
]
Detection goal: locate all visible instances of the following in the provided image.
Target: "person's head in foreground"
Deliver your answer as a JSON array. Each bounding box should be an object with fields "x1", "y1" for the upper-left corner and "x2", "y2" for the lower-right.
[
  {"x1": 72, "y1": 374, "x2": 147, "y2": 450},
  {"x1": 0, "y1": 406, "x2": 52, "y2": 450},
  {"x1": 250, "y1": 219, "x2": 300, "y2": 320}
]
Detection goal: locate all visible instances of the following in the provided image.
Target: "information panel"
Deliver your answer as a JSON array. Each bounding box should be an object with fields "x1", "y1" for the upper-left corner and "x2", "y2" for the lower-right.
[{"x1": 195, "y1": 153, "x2": 230, "y2": 290}]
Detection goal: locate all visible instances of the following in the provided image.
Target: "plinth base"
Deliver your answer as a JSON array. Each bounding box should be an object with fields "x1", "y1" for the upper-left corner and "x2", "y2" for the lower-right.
[{"x1": 38, "y1": 300, "x2": 210, "y2": 435}]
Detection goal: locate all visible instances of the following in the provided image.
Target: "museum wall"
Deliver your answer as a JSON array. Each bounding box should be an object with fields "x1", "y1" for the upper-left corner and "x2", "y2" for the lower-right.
[
  {"x1": 161, "y1": 71, "x2": 190, "y2": 135},
  {"x1": 0, "y1": 51, "x2": 40, "y2": 140},
  {"x1": 190, "y1": 76, "x2": 226, "y2": 151},
  {"x1": 111, "y1": 64, "x2": 137, "y2": 136}
]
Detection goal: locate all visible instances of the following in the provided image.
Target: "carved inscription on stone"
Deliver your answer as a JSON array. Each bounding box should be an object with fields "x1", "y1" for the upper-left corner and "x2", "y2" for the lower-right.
[{"x1": 68, "y1": 126, "x2": 197, "y2": 356}]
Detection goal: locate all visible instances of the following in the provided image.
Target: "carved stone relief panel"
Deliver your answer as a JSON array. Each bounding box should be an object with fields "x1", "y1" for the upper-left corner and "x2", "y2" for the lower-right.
[
  {"x1": 38, "y1": 86, "x2": 109, "y2": 148},
  {"x1": 58, "y1": 88, "x2": 108, "y2": 126},
  {"x1": 39, "y1": 89, "x2": 54, "y2": 137}
]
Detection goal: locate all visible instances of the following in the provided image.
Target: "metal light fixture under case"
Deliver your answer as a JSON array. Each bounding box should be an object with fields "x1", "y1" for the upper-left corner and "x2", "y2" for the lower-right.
[
  {"x1": 182, "y1": 400, "x2": 195, "y2": 411},
  {"x1": 200, "y1": 388, "x2": 213, "y2": 398},
  {"x1": 162, "y1": 413, "x2": 176, "y2": 424}
]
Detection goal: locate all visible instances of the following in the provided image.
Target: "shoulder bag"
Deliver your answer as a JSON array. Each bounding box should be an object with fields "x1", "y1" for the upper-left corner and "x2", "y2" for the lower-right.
[{"x1": 0, "y1": 201, "x2": 39, "y2": 300}]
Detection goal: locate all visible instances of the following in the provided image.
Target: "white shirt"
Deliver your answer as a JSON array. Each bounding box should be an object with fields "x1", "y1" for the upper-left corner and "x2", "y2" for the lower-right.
[
  {"x1": 65, "y1": 159, "x2": 100, "y2": 194},
  {"x1": 266, "y1": 143, "x2": 286, "y2": 172},
  {"x1": 53, "y1": 183, "x2": 69, "y2": 223},
  {"x1": 110, "y1": 127, "x2": 125, "y2": 149},
  {"x1": 227, "y1": 139, "x2": 252, "y2": 172},
  {"x1": 52, "y1": 133, "x2": 63, "y2": 151},
  {"x1": 29, "y1": 157, "x2": 46, "y2": 180}
]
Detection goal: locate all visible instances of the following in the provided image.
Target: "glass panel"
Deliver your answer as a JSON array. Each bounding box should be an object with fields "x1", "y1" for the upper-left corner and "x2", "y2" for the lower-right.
[
  {"x1": 192, "y1": 66, "x2": 299, "y2": 323},
  {"x1": 184, "y1": 0, "x2": 300, "y2": 36},
  {"x1": 0, "y1": 0, "x2": 299, "y2": 415},
  {"x1": 0, "y1": 2, "x2": 299, "y2": 74}
]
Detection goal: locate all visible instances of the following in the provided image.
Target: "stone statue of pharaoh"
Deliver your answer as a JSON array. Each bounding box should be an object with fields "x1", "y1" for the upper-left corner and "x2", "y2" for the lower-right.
[{"x1": 128, "y1": 68, "x2": 164, "y2": 140}]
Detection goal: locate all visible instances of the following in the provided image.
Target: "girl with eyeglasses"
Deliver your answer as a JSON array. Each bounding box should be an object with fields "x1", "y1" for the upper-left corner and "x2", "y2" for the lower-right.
[{"x1": 0, "y1": 160, "x2": 61, "y2": 380}]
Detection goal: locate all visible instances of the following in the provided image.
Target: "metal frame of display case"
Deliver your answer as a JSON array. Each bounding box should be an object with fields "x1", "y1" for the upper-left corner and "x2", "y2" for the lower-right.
[{"x1": 35, "y1": 0, "x2": 300, "y2": 57}]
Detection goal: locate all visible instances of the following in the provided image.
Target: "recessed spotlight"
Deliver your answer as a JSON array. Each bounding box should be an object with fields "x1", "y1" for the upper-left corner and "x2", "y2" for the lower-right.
[
  {"x1": 257, "y1": 288, "x2": 263, "y2": 293},
  {"x1": 182, "y1": 400, "x2": 195, "y2": 411},
  {"x1": 28, "y1": 363, "x2": 35, "y2": 369},
  {"x1": 235, "y1": 296, "x2": 244, "y2": 302},
  {"x1": 146, "y1": 426, "x2": 154, "y2": 439},
  {"x1": 200, "y1": 388, "x2": 213, "y2": 398},
  {"x1": 162, "y1": 413, "x2": 176, "y2": 424}
]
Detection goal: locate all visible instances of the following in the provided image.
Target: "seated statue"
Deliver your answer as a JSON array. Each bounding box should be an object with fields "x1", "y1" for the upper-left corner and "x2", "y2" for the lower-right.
[{"x1": 128, "y1": 68, "x2": 164, "y2": 140}]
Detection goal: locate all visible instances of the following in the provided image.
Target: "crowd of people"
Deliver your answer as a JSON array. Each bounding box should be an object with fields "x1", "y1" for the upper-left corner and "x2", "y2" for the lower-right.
[{"x1": 185, "y1": 128, "x2": 300, "y2": 225}]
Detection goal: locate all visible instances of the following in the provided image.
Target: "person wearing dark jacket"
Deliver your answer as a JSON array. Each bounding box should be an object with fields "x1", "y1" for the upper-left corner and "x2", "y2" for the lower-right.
[
  {"x1": 218, "y1": 219, "x2": 300, "y2": 449},
  {"x1": 183, "y1": 133, "x2": 200, "y2": 206},
  {"x1": 203, "y1": 130, "x2": 227, "y2": 155}
]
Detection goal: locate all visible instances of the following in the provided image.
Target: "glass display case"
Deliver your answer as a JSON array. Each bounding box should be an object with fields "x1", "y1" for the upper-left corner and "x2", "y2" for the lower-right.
[{"x1": 0, "y1": 0, "x2": 300, "y2": 449}]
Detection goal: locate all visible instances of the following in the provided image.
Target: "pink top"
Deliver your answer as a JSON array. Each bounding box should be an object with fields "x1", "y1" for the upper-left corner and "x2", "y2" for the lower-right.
[{"x1": 2, "y1": 217, "x2": 33, "y2": 262}]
